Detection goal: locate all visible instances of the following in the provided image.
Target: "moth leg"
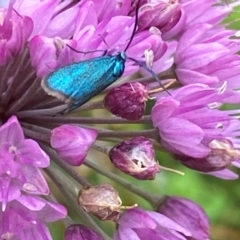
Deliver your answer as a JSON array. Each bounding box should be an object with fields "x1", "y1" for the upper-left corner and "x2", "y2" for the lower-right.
[{"x1": 66, "y1": 101, "x2": 82, "y2": 113}]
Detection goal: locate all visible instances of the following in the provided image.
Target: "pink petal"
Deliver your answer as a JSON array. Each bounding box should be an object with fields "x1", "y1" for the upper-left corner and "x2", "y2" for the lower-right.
[
  {"x1": 151, "y1": 97, "x2": 180, "y2": 125},
  {"x1": 20, "y1": 165, "x2": 50, "y2": 195},
  {"x1": 118, "y1": 208, "x2": 156, "y2": 229},
  {"x1": 16, "y1": 139, "x2": 50, "y2": 167},
  {"x1": 175, "y1": 69, "x2": 219, "y2": 85},
  {"x1": 205, "y1": 169, "x2": 238, "y2": 180},
  {"x1": 147, "y1": 211, "x2": 191, "y2": 237},
  {"x1": 176, "y1": 43, "x2": 229, "y2": 69},
  {"x1": 0, "y1": 116, "x2": 24, "y2": 145},
  {"x1": 177, "y1": 23, "x2": 211, "y2": 53}
]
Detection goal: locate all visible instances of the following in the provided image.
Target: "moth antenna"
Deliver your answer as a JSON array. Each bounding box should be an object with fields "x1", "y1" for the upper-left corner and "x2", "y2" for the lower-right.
[
  {"x1": 128, "y1": 57, "x2": 171, "y2": 95},
  {"x1": 66, "y1": 44, "x2": 107, "y2": 56},
  {"x1": 124, "y1": 0, "x2": 141, "y2": 52}
]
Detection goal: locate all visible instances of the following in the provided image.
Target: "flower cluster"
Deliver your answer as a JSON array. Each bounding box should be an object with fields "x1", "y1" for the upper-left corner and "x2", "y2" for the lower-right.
[
  {"x1": 0, "y1": 0, "x2": 239, "y2": 239},
  {"x1": 115, "y1": 197, "x2": 209, "y2": 240},
  {"x1": 0, "y1": 116, "x2": 67, "y2": 238}
]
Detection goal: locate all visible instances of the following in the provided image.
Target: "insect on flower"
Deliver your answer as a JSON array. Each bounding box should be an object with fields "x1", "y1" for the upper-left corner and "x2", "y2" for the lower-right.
[{"x1": 41, "y1": 0, "x2": 167, "y2": 113}]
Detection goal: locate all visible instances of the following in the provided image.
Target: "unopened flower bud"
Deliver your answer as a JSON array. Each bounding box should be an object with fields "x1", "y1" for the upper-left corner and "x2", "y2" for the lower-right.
[
  {"x1": 158, "y1": 197, "x2": 210, "y2": 240},
  {"x1": 64, "y1": 224, "x2": 103, "y2": 240},
  {"x1": 78, "y1": 184, "x2": 122, "y2": 221},
  {"x1": 138, "y1": 0, "x2": 181, "y2": 33},
  {"x1": 104, "y1": 82, "x2": 149, "y2": 120},
  {"x1": 177, "y1": 139, "x2": 240, "y2": 172},
  {"x1": 50, "y1": 124, "x2": 98, "y2": 166},
  {"x1": 109, "y1": 136, "x2": 160, "y2": 180}
]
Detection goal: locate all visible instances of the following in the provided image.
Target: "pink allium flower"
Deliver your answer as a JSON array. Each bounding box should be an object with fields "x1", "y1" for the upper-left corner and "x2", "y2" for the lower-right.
[
  {"x1": 114, "y1": 207, "x2": 191, "y2": 240},
  {"x1": 0, "y1": 0, "x2": 240, "y2": 239},
  {"x1": 152, "y1": 84, "x2": 239, "y2": 157},
  {"x1": 158, "y1": 196, "x2": 210, "y2": 240},
  {"x1": 174, "y1": 23, "x2": 240, "y2": 88},
  {"x1": 151, "y1": 83, "x2": 240, "y2": 178},
  {"x1": 0, "y1": 194, "x2": 67, "y2": 240},
  {"x1": 0, "y1": 115, "x2": 67, "y2": 239},
  {"x1": 0, "y1": 116, "x2": 50, "y2": 210}
]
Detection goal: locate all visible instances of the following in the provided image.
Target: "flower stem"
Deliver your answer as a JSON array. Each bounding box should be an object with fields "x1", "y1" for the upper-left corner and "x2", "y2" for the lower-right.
[
  {"x1": 2, "y1": 71, "x2": 35, "y2": 109},
  {"x1": 21, "y1": 122, "x2": 51, "y2": 133},
  {"x1": 0, "y1": 50, "x2": 29, "y2": 98},
  {"x1": 98, "y1": 129, "x2": 159, "y2": 140},
  {"x1": 92, "y1": 142, "x2": 112, "y2": 155},
  {"x1": 17, "y1": 105, "x2": 68, "y2": 118},
  {"x1": 22, "y1": 127, "x2": 50, "y2": 143},
  {"x1": 84, "y1": 159, "x2": 164, "y2": 206},
  {"x1": 6, "y1": 78, "x2": 40, "y2": 116},
  {"x1": 41, "y1": 143, "x2": 91, "y2": 188},
  {"x1": 45, "y1": 166, "x2": 111, "y2": 240},
  {"x1": 27, "y1": 98, "x2": 61, "y2": 110},
  {"x1": 18, "y1": 114, "x2": 152, "y2": 124},
  {"x1": 76, "y1": 100, "x2": 104, "y2": 111}
]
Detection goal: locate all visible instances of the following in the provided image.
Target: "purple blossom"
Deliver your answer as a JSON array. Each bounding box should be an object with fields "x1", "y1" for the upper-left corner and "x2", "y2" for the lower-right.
[
  {"x1": 149, "y1": 0, "x2": 240, "y2": 87},
  {"x1": 0, "y1": 194, "x2": 67, "y2": 240},
  {"x1": 64, "y1": 224, "x2": 103, "y2": 240},
  {"x1": 151, "y1": 84, "x2": 240, "y2": 175},
  {"x1": 0, "y1": 3, "x2": 33, "y2": 65},
  {"x1": 180, "y1": 0, "x2": 232, "y2": 28},
  {"x1": 114, "y1": 207, "x2": 191, "y2": 240},
  {"x1": 174, "y1": 23, "x2": 240, "y2": 89},
  {"x1": 0, "y1": 116, "x2": 67, "y2": 239},
  {"x1": 152, "y1": 84, "x2": 236, "y2": 157},
  {"x1": 176, "y1": 139, "x2": 240, "y2": 172},
  {"x1": 0, "y1": 116, "x2": 50, "y2": 209},
  {"x1": 158, "y1": 196, "x2": 210, "y2": 240}
]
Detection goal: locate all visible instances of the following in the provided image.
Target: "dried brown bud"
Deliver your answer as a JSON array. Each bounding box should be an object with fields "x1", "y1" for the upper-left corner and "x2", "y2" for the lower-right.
[
  {"x1": 109, "y1": 136, "x2": 160, "y2": 180},
  {"x1": 78, "y1": 184, "x2": 122, "y2": 221}
]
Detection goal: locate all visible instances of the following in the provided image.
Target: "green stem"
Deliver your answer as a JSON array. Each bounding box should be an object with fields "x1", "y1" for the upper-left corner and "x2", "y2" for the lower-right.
[
  {"x1": 75, "y1": 100, "x2": 104, "y2": 111},
  {"x1": 92, "y1": 142, "x2": 112, "y2": 155},
  {"x1": 84, "y1": 159, "x2": 163, "y2": 207},
  {"x1": 40, "y1": 143, "x2": 91, "y2": 187},
  {"x1": 6, "y1": 79, "x2": 40, "y2": 116},
  {"x1": 17, "y1": 105, "x2": 67, "y2": 118},
  {"x1": 45, "y1": 166, "x2": 111, "y2": 240},
  {"x1": 22, "y1": 127, "x2": 50, "y2": 143},
  {"x1": 98, "y1": 129, "x2": 159, "y2": 140},
  {"x1": 19, "y1": 115, "x2": 152, "y2": 124}
]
